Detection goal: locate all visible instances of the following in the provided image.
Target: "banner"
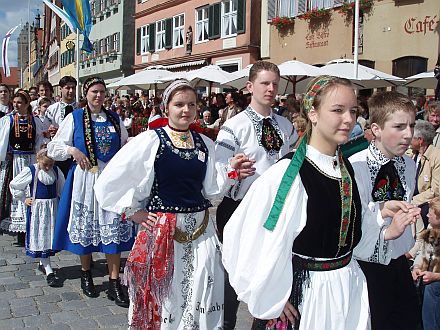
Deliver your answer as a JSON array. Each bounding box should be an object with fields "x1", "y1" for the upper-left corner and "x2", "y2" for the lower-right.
[{"x1": 2, "y1": 25, "x2": 20, "y2": 77}]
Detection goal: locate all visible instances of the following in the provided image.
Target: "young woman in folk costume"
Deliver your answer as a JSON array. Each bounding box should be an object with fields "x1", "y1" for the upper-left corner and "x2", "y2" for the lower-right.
[
  {"x1": 47, "y1": 77, "x2": 135, "y2": 307},
  {"x1": 95, "y1": 79, "x2": 253, "y2": 329},
  {"x1": 0, "y1": 90, "x2": 43, "y2": 244},
  {"x1": 222, "y1": 76, "x2": 419, "y2": 330}
]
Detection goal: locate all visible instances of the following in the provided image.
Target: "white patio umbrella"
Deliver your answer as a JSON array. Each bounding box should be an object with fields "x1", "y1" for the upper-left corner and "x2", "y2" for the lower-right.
[
  {"x1": 107, "y1": 67, "x2": 174, "y2": 90},
  {"x1": 318, "y1": 59, "x2": 405, "y2": 88},
  {"x1": 166, "y1": 65, "x2": 236, "y2": 88},
  {"x1": 404, "y1": 71, "x2": 438, "y2": 89},
  {"x1": 222, "y1": 61, "x2": 320, "y2": 94}
]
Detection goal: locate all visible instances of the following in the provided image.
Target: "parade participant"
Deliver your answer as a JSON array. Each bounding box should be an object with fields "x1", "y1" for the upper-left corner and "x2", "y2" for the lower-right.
[
  {"x1": 34, "y1": 97, "x2": 52, "y2": 148},
  {"x1": 0, "y1": 84, "x2": 12, "y2": 116},
  {"x1": 215, "y1": 60, "x2": 297, "y2": 330},
  {"x1": 48, "y1": 77, "x2": 134, "y2": 307},
  {"x1": 350, "y1": 91, "x2": 421, "y2": 329},
  {"x1": 9, "y1": 148, "x2": 64, "y2": 287},
  {"x1": 31, "y1": 81, "x2": 54, "y2": 114},
  {"x1": 0, "y1": 90, "x2": 43, "y2": 245},
  {"x1": 95, "y1": 79, "x2": 252, "y2": 329},
  {"x1": 222, "y1": 76, "x2": 419, "y2": 330}
]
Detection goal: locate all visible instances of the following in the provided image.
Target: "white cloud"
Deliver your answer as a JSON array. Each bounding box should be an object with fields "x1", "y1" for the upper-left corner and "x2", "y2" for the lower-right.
[{"x1": 0, "y1": 0, "x2": 43, "y2": 67}]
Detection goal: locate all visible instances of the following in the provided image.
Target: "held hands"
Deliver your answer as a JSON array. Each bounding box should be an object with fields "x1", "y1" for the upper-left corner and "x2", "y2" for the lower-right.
[
  {"x1": 68, "y1": 147, "x2": 91, "y2": 171},
  {"x1": 129, "y1": 210, "x2": 158, "y2": 231},
  {"x1": 230, "y1": 153, "x2": 256, "y2": 179},
  {"x1": 24, "y1": 198, "x2": 33, "y2": 206},
  {"x1": 384, "y1": 207, "x2": 420, "y2": 241},
  {"x1": 47, "y1": 125, "x2": 58, "y2": 138},
  {"x1": 380, "y1": 200, "x2": 415, "y2": 219}
]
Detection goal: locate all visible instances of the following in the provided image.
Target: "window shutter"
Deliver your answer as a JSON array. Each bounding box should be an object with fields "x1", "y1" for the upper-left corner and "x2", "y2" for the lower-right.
[
  {"x1": 267, "y1": 0, "x2": 276, "y2": 21},
  {"x1": 148, "y1": 23, "x2": 156, "y2": 52},
  {"x1": 297, "y1": 0, "x2": 307, "y2": 14},
  {"x1": 237, "y1": 0, "x2": 246, "y2": 34},
  {"x1": 117, "y1": 32, "x2": 120, "y2": 52},
  {"x1": 136, "y1": 27, "x2": 141, "y2": 55},
  {"x1": 208, "y1": 3, "x2": 221, "y2": 39},
  {"x1": 165, "y1": 18, "x2": 172, "y2": 49},
  {"x1": 333, "y1": 0, "x2": 345, "y2": 6}
]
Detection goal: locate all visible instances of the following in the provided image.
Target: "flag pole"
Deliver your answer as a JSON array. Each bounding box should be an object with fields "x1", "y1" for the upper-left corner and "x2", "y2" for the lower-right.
[
  {"x1": 353, "y1": 0, "x2": 360, "y2": 79},
  {"x1": 76, "y1": 28, "x2": 80, "y2": 102},
  {"x1": 28, "y1": 0, "x2": 31, "y2": 87}
]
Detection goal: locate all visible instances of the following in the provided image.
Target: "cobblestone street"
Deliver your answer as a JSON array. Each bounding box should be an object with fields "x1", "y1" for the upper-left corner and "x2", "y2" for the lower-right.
[{"x1": 0, "y1": 232, "x2": 253, "y2": 329}]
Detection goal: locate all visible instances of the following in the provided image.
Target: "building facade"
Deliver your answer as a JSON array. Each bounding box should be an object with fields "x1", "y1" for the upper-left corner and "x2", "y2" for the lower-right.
[
  {"x1": 59, "y1": 22, "x2": 76, "y2": 81},
  {"x1": 79, "y1": 0, "x2": 135, "y2": 93},
  {"x1": 264, "y1": 0, "x2": 439, "y2": 85},
  {"x1": 134, "y1": 0, "x2": 261, "y2": 74}
]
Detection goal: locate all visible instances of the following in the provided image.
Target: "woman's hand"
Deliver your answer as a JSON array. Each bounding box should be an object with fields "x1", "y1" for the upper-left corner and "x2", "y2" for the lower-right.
[
  {"x1": 68, "y1": 147, "x2": 91, "y2": 171},
  {"x1": 419, "y1": 271, "x2": 440, "y2": 284},
  {"x1": 129, "y1": 211, "x2": 158, "y2": 231},
  {"x1": 279, "y1": 301, "x2": 300, "y2": 326},
  {"x1": 24, "y1": 198, "x2": 33, "y2": 206},
  {"x1": 384, "y1": 207, "x2": 420, "y2": 240},
  {"x1": 230, "y1": 153, "x2": 256, "y2": 179}
]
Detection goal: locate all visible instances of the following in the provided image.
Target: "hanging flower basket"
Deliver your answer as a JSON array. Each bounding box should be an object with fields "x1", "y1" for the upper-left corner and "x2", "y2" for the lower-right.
[
  {"x1": 338, "y1": 0, "x2": 373, "y2": 17},
  {"x1": 298, "y1": 8, "x2": 331, "y2": 21},
  {"x1": 270, "y1": 16, "x2": 295, "y2": 30}
]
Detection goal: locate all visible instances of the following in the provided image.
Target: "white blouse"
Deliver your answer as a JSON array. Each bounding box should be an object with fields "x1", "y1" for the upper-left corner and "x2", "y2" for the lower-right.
[
  {"x1": 9, "y1": 165, "x2": 65, "y2": 201},
  {"x1": 222, "y1": 145, "x2": 389, "y2": 320},
  {"x1": 94, "y1": 128, "x2": 234, "y2": 215}
]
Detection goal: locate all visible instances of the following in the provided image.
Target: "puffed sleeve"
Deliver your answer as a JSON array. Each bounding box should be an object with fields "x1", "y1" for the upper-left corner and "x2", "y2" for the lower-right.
[
  {"x1": 0, "y1": 116, "x2": 11, "y2": 161},
  {"x1": 94, "y1": 130, "x2": 160, "y2": 215},
  {"x1": 47, "y1": 114, "x2": 74, "y2": 161},
  {"x1": 200, "y1": 134, "x2": 234, "y2": 200},
  {"x1": 9, "y1": 166, "x2": 32, "y2": 201},
  {"x1": 222, "y1": 159, "x2": 307, "y2": 320},
  {"x1": 55, "y1": 167, "x2": 65, "y2": 198},
  {"x1": 350, "y1": 156, "x2": 392, "y2": 264}
]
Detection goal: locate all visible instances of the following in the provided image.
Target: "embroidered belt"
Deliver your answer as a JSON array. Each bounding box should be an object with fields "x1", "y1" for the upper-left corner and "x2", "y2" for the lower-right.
[
  {"x1": 292, "y1": 252, "x2": 352, "y2": 272},
  {"x1": 174, "y1": 210, "x2": 209, "y2": 243}
]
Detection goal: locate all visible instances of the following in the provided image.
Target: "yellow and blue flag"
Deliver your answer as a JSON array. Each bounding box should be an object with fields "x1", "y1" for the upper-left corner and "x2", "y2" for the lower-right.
[
  {"x1": 42, "y1": 0, "x2": 93, "y2": 53},
  {"x1": 61, "y1": 0, "x2": 93, "y2": 53}
]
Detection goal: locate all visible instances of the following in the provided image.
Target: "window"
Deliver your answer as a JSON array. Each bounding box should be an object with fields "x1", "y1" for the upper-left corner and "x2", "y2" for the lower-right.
[
  {"x1": 91, "y1": 1, "x2": 95, "y2": 16},
  {"x1": 173, "y1": 14, "x2": 185, "y2": 48},
  {"x1": 99, "y1": 39, "x2": 105, "y2": 55},
  {"x1": 279, "y1": 0, "x2": 297, "y2": 17},
  {"x1": 308, "y1": 0, "x2": 332, "y2": 10},
  {"x1": 141, "y1": 25, "x2": 149, "y2": 54},
  {"x1": 105, "y1": 36, "x2": 111, "y2": 53},
  {"x1": 156, "y1": 20, "x2": 166, "y2": 51},
  {"x1": 114, "y1": 32, "x2": 120, "y2": 52},
  {"x1": 196, "y1": 7, "x2": 209, "y2": 43},
  {"x1": 222, "y1": 0, "x2": 237, "y2": 38}
]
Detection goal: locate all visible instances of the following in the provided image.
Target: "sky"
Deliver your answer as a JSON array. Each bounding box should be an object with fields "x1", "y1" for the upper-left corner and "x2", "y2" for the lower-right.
[{"x1": 0, "y1": 0, "x2": 43, "y2": 67}]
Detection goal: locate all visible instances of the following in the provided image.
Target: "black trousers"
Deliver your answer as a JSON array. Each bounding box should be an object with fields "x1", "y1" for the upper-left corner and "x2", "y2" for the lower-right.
[
  {"x1": 358, "y1": 255, "x2": 420, "y2": 330},
  {"x1": 216, "y1": 197, "x2": 241, "y2": 330}
]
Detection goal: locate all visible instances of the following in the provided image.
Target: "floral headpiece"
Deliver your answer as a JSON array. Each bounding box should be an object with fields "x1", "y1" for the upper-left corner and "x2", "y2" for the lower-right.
[
  {"x1": 302, "y1": 75, "x2": 334, "y2": 113},
  {"x1": 83, "y1": 77, "x2": 106, "y2": 95},
  {"x1": 160, "y1": 79, "x2": 193, "y2": 113}
]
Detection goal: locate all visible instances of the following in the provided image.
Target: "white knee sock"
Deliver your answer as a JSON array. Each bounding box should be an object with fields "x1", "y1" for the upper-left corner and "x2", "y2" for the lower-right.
[{"x1": 40, "y1": 257, "x2": 54, "y2": 275}]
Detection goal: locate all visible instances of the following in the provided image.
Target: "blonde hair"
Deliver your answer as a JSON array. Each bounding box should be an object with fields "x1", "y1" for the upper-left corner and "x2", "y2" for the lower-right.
[
  {"x1": 368, "y1": 91, "x2": 416, "y2": 129},
  {"x1": 429, "y1": 196, "x2": 440, "y2": 218},
  {"x1": 36, "y1": 148, "x2": 54, "y2": 163}
]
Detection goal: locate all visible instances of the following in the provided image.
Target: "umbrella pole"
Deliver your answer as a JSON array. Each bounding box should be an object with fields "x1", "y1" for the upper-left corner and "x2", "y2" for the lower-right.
[{"x1": 208, "y1": 81, "x2": 212, "y2": 106}]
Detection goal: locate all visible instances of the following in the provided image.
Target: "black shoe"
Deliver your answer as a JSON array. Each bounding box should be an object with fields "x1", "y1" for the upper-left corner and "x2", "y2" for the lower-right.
[
  {"x1": 17, "y1": 233, "x2": 25, "y2": 247},
  {"x1": 37, "y1": 263, "x2": 46, "y2": 275},
  {"x1": 46, "y1": 273, "x2": 62, "y2": 287},
  {"x1": 107, "y1": 278, "x2": 129, "y2": 308},
  {"x1": 81, "y1": 270, "x2": 98, "y2": 298}
]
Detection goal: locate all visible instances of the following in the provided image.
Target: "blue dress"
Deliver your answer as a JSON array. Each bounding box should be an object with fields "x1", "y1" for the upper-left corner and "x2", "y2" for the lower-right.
[
  {"x1": 51, "y1": 109, "x2": 134, "y2": 255},
  {"x1": 25, "y1": 165, "x2": 59, "y2": 258}
]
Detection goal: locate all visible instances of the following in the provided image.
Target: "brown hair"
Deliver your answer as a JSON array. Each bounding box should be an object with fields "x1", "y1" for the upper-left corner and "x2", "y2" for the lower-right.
[
  {"x1": 293, "y1": 117, "x2": 307, "y2": 133},
  {"x1": 36, "y1": 148, "x2": 54, "y2": 163},
  {"x1": 429, "y1": 196, "x2": 440, "y2": 218},
  {"x1": 248, "y1": 60, "x2": 280, "y2": 82},
  {"x1": 167, "y1": 85, "x2": 196, "y2": 108},
  {"x1": 425, "y1": 100, "x2": 440, "y2": 116},
  {"x1": 368, "y1": 91, "x2": 416, "y2": 129}
]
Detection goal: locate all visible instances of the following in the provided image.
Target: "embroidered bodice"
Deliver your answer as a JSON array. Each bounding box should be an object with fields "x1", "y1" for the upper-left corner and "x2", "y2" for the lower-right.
[{"x1": 146, "y1": 128, "x2": 211, "y2": 213}]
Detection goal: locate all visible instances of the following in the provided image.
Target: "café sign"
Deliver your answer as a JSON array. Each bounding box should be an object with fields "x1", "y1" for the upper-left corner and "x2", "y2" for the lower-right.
[{"x1": 404, "y1": 15, "x2": 438, "y2": 35}]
